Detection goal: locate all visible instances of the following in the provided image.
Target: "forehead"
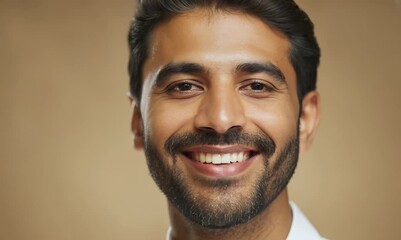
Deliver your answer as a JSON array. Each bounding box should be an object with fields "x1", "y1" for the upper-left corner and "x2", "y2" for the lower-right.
[{"x1": 144, "y1": 8, "x2": 294, "y2": 81}]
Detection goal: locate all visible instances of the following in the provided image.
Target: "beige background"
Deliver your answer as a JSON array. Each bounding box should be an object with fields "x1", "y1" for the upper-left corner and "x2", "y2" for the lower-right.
[{"x1": 1, "y1": 0, "x2": 400, "y2": 239}]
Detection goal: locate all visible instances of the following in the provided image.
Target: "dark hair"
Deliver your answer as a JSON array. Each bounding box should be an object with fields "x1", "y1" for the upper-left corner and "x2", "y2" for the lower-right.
[{"x1": 128, "y1": 0, "x2": 320, "y2": 103}]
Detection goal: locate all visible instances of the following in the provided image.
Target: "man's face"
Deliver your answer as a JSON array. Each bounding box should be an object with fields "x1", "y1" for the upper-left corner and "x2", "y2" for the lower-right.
[{"x1": 132, "y1": 10, "x2": 309, "y2": 228}]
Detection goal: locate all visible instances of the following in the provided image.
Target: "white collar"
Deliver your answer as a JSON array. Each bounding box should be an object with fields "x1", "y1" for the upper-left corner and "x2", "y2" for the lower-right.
[
  {"x1": 287, "y1": 201, "x2": 326, "y2": 240},
  {"x1": 166, "y1": 201, "x2": 326, "y2": 240}
]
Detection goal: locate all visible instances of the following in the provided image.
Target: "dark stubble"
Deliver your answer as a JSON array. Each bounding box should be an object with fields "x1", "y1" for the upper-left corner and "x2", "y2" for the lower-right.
[{"x1": 143, "y1": 127, "x2": 299, "y2": 228}]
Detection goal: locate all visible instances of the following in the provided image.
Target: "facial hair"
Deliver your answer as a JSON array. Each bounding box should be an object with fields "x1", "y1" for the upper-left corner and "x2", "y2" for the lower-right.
[{"x1": 143, "y1": 127, "x2": 299, "y2": 229}]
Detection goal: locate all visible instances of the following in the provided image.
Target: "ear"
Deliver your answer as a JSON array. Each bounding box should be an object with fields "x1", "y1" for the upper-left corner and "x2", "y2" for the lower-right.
[
  {"x1": 299, "y1": 91, "x2": 320, "y2": 154},
  {"x1": 128, "y1": 93, "x2": 144, "y2": 150}
]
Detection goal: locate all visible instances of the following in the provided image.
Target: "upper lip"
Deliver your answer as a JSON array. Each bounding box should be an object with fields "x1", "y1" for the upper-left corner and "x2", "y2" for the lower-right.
[{"x1": 181, "y1": 145, "x2": 257, "y2": 154}]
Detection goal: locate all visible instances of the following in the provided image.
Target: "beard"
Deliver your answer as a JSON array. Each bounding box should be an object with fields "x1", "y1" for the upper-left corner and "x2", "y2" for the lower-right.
[{"x1": 143, "y1": 127, "x2": 299, "y2": 229}]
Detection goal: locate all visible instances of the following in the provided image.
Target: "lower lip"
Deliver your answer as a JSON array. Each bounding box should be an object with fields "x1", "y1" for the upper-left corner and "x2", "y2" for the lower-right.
[{"x1": 181, "y1": 154, "x2": 257, "y2": 178}]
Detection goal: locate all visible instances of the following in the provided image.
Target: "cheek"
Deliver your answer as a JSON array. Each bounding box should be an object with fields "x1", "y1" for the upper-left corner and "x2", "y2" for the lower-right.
[
  {"x1": 245, "y1": 98, "x2": 299, "y2": 146},
  {"x1": 145, "y1": 100, "x2": 198, "y2": 148}
]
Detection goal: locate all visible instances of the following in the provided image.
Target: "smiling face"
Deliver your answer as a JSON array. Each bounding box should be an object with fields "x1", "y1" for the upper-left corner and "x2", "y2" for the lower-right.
[{"x1": 131, "y1": 9, "x2": 319, "y2": 228}]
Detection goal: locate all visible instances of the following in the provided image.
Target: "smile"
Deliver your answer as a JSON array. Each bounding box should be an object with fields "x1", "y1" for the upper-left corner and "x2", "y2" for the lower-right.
[
  {"x1": 184, "y1": 152, "x2": 252, "y2": 164},
  {"x1": 178, "y1": 146, "x2": 259, "y2": 177},
  {"x1": 181, "y1": 145, "x2": 258, "y2": 165}
]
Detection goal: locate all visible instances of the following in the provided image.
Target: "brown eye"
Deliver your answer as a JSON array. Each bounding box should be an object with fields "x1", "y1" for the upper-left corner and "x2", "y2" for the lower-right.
[
  {"x1": 175, "y1": 82, "x2": 193, "y2": 91},
  {"x1": 250, "y1": 82, "x2": 266, "y2": 91},
  {"x1": 242, "y1": 81, "x2": 274, "y2": 92},
  {"x1": 239, "y1": 79, "x2": 278, "y2": 98},
  {"x1": 164, "y1": 81, "x2": 204, "y2": 98}
]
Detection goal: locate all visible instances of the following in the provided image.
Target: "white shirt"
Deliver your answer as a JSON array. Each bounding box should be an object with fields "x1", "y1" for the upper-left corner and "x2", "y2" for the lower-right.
[
  {"x1": 287, "y1": 202, "x2": 326, "y2": 240},
  {"x1": 166, "y1": 201, "x2": 326, "y2": 240}
]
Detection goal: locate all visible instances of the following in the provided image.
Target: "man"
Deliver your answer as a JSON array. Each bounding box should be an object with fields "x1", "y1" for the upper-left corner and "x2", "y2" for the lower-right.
[{"x1": 128, "y1": 0, "x2": 324, "y2": 239}]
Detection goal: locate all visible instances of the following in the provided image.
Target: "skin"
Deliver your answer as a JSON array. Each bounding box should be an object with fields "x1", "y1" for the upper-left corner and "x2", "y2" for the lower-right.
[{"x1": 130, "y1": 9, "x2": 320, "y2": 240}]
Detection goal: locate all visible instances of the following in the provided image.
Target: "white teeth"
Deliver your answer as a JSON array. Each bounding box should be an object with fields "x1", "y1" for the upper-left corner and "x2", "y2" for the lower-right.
[
  {"x1": 238, "y1": 152, "x2": 244, "y2": 162},
  {"x1": 199, "y1": 153, "x2": 206, "y2": 163},
  {"x1": 193, "y1": 152, "x2": 251, "y2": 164},
  {"x1": 230, "y1": 153, "x2": 238, "y2": 163},
  {"x1": 244, "y1": 152, "x2": 249, "y2": 161},
  {"x1": 205, "y1": 153, "x2": 212, "y2": 163},
  {"x1": 221, "y1": 154, "x2": 230, "y2": 164},
  {"x1": 212, "y1": 154, "x2": 221, "y2": 164}
]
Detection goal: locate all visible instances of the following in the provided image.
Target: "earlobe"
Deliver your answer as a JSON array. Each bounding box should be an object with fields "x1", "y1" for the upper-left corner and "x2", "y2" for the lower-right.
[
  {"x1": 299, "y1": 91, "x2": 320, "y2": 154},
  {"x1": 129, "y1": 94, "x2": 144, "y2": 150}
]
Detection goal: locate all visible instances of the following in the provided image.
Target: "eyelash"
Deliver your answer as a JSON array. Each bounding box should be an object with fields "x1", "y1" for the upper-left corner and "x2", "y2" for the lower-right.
[
  {"x1": 240, "y1": 80, "x2": 276, "y2": 92},
  {"x1": 165, "y1": 81, "x2": 203, "y2": 94}
]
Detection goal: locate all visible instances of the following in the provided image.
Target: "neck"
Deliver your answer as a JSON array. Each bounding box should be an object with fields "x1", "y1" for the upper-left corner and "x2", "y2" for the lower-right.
[{"x1": 168, "y1": 189, "x2": 292, "y2": 240}]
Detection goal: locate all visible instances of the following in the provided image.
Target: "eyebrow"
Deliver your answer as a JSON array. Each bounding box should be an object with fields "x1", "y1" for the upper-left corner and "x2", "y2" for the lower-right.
[
  {"x1": 154, "y1": 62, "x2": 208, "y2": 87},
  {"x1": 235, "y1": 62, "x2": 286, "y2": 84}
]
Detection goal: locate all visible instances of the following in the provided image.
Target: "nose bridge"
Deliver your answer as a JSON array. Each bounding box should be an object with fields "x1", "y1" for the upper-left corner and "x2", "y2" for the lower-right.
[{"x1": 195, "y1": 83, "x2": 246, "y2": 133}]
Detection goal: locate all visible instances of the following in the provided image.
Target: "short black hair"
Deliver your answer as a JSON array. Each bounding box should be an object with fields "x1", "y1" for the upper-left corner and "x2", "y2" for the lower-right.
[{"x1": 128, "y1": 0, "x2": 320, "y2": 103}]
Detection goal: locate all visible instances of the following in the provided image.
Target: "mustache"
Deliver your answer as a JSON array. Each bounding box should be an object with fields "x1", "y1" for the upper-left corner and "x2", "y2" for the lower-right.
[{"x1": 164, "y1": 127, "x2": 276, "y2": 158}]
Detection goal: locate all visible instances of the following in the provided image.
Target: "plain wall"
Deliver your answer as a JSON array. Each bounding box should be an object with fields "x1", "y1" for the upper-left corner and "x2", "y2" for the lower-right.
[{"x1": 1, "y1": 0, "x2": 400, "y2": 239}]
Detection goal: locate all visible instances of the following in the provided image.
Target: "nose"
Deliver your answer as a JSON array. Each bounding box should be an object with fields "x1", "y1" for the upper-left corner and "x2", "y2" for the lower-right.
[{"x1": 194, "y1": 87, "x2": 246, "y2": 134}]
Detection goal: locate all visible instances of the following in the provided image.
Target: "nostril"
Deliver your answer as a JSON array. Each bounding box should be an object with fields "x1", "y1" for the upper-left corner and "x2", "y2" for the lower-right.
[
  {"x1": 198, "y1": 126, "x2": 217, "y2": 133},
  {"x1": 228, "y1": 125, "x2": 243, "y2": 131},
  {"x1": 197, "y1": 125, "x2": 243, "y2": 135}
]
